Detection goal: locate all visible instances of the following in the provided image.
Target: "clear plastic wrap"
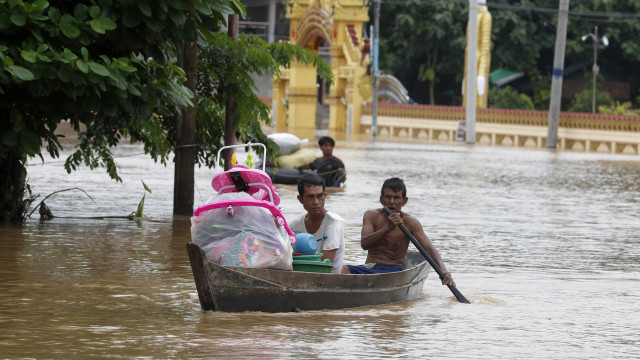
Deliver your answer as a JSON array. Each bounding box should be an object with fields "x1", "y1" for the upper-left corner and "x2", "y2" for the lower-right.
[
  {"x1": 268, "y1": 133, "x2": 308, "y2": 156},
  {"x1": 191, "y1": 193, "x2": 293, "y2": 270}
]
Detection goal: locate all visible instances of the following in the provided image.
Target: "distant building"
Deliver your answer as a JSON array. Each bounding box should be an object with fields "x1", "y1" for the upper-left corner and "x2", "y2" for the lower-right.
[{"x1": 228, "y1": 0, "x2": 289, "y2": 43}]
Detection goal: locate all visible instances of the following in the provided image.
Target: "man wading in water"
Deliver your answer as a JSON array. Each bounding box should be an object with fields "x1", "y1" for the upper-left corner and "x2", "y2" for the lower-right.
[{"x1": 295, "y1": 136, "x2": 346, "y2": 187}]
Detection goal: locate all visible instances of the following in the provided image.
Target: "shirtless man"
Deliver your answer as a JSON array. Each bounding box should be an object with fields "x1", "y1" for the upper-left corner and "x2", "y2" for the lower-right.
[{"x1": 345, "y1": 178, "x2": 455, "y2": 286}]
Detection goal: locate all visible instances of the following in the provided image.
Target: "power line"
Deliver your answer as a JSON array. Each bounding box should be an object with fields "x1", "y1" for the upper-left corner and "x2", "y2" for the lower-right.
[{"x1": 380, "y1": 0, "x2": 640, "y2": 20}]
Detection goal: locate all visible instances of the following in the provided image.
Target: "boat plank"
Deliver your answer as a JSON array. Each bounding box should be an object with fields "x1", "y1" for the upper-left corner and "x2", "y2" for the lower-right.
[{"x1": 186, "y1": 243, "x2": 216, "y2": 311}]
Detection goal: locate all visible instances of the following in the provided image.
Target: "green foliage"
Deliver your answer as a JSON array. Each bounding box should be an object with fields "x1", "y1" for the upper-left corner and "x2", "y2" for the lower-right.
[
  {"x1": 0, "y1": 0, "x2": 332, "y2": 222},
  {"x1": 569, "y1": 88, "x2": 614, "y2": 113},
  {"x1": 195, "y1": 33, "x2": 332, "y2": 168},
  {"x1": 378, "y1": 0, "x2": 466, "y2": 103},
  {"x1": 599, "y1": 101, "x2": 640, "y2": 115},
  {"x1": 0, "y1": 0, "x2": 243, "y2": 182},
  {"x1": 488, "y1": 86, "x2": 534, "y2": 110},
  {"x1": 134, "y1": 180, "x2": 152, "y2": 218},
  {"x1": 525, "y1": 58, "x2": 550, "y2": 110},
  {"x1": 376, "y1": 0, "x2": 640, "y2": 106}
]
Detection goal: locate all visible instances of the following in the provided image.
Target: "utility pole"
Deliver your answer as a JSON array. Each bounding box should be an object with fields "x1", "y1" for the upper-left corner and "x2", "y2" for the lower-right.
[
  {"x1": 547, "y1": 0, "x2": 570, "y2": 149},
  {"x1": 268, "y1": 0, "x2": 276, "y2": 43},
  {"x1": 371, "y1": 0, "x2": 380, "y2": 137},
  {"x1": 590, "y1": 25, "x2": 600, "y2": 114},
  {"x1": 465, "y1": 0, "x2": 478, "y2": 144},
  {"x1": 224, "y1": 15, "x2": 239, "y2": 170}
]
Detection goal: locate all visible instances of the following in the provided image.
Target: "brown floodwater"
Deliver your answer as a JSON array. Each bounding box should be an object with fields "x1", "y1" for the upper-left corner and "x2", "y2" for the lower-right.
[{"x1": 1, "y1": 135, "x2": 639, "y2": 359}]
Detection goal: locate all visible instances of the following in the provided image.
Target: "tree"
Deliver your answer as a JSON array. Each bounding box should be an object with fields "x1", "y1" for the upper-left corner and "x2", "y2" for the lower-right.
[
  {"x1": 194, "y1": 33, "x2": 332, "y2": 170},
  {"x1": 377, "y1": 0, "x2": 467, "y2": 104},
  {"x1": 0, "y1": 0, "x2": 332, "y2": 223},
  {"x1": 376, "y1": 0, "x2": 640, "y2": 107}
]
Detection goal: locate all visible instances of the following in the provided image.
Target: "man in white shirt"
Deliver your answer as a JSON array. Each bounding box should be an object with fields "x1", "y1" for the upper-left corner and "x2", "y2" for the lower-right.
[{"x1": 288, "y1": 173, "x2": 347, "y2": 274}]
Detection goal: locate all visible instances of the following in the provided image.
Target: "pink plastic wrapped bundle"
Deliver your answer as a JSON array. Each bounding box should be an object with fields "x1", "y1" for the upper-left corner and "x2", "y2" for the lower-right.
[{"x1": 191, "y1": 193, "x2": 295, "y2": 271}]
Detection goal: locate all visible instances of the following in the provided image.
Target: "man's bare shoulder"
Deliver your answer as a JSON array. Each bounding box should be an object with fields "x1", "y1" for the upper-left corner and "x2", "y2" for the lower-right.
[{"x1": 363, "y1": 208, "x2": 384, "y2": 219}]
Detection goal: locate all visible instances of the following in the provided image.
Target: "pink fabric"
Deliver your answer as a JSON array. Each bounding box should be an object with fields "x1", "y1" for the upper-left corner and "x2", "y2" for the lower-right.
[
  {"x1": 193, "y1": 198, "x2": 296, "y2": 244},
  {"x1": 211, "y1": 164, "x2": 280, "y2": 205}
]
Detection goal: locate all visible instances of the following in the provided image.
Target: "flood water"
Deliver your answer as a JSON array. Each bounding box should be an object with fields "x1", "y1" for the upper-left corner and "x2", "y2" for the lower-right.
[{"x1": 2, "y1": 136, "x2": 639, "y2": 359}]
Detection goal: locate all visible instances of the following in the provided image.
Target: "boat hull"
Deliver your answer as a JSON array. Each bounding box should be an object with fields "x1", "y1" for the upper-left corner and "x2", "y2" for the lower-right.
[
  {"x1": 264, "y1": 167, "x2": 307, "y2": 185},
  {"x1": 187, "y1": 243, "x2": 430, "y2": 312}
]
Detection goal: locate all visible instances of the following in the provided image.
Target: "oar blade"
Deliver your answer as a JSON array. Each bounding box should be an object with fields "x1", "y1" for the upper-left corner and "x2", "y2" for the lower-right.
[{"x1": 448, "y1": 284, "x2": 471, "y2": 304}]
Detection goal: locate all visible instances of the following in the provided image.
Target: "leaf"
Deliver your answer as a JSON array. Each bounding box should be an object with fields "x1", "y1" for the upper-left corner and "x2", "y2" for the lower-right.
[
  {"x1": 229, "y1": 0, "x2": 247, "y2": 18},
  {"x1": 98, "y1": 16, "x2": 116, "y2": 31},
  {"x1": 62, "y1": 48, "x2": 78, "y2": 61},
  {"x1": 60, "y1": 22, "x2": 81, "y2": 38},
  {"x1": 36, "y1": 53, "x2": 51, "y2": 62},
  {"x1": 21, "y1": 50, "x2": 38, "y2": 63},
  {"x1": 114, "y1": 59, "x2": 136, "y2": 72},
  {"x1": 31, "y1": 0, "x2": 49, "y2": 11},
  {"x1": 135, "y1": 194, "x2": 145, "y2": 218},
  {"x1": 137, "y1": 0, "x2": 152, "y2": 17},
  {"x1": 88, "y1": 61, "x2": 109, "y2": 76},
  {"x1": 76, "y1": 60, "x2": 89, "y2": 73},
  {"x1": 28, "y1": 12, "x2": 48, "y2": 21},
  {"x1": 168, "y1": 10, "x2": 185, "y2": 26},
  {"x1": 89, "y1": 5, "x2": 100, "y2": 18},
  {"x1": 74, "y1": 3, "x2": 89, "y2": 21},
  {"x1": 169, "y1": 62, "x2": 185, "y2": 76},
  {"x1": 7, "y1": 65, "x2": 35, "y2": 80},
  {"x1": 142, "y1": 180, "x2": 152, "y2": 194},
  {"x1": 47, "y1": 7, "x2": 61, "y2": 24},
  {"x1": 89, "y1": 18, "x2": 106, "y2": 34},
  {"x1": 20, "y1": 129, "x2": 42, "y2": 155},
  {"x1": 127, "y1": 83, "x2": 141, "y2": 96},
  {"x1": 10, "y1": 11, "x2": 27, "y2": 26}
]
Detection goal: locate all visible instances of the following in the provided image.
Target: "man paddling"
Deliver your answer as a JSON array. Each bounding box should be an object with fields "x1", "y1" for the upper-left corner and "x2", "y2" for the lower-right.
[{"x1": 345, "y1": 177, "x2": 456, "y2": 285}]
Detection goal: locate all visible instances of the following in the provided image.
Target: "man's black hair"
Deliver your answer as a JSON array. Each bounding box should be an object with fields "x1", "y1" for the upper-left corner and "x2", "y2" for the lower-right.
[
  {"x1": 297, "y1": 172, "x2": 326, "y2": 196},
  {"x1": 318, "y1": 136, "x2": 335, "y2": 147},
  {"x1": 381, "y1": 177, "x2": 407, "y2": 198}
]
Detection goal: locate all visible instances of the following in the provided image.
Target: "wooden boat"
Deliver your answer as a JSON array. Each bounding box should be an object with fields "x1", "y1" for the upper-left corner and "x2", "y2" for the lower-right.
[{"x1": 187, "y1": 242, "x2": 430, "y2": 312}]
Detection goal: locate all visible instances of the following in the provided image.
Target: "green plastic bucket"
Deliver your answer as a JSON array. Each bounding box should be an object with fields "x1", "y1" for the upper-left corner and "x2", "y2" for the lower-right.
[
  {"x1": 292, "y1": 253, "x2": 323, "y2": 262},
  {"x1": 292, "y1": 258, "x2": 333, "y2": 273}
]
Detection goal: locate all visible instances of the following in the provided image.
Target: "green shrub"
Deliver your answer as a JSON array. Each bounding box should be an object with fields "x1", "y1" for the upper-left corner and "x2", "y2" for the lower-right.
[
  {"x1": 488, "y1": 86, "x2": 534, "y2": 110},
  {"x1": 598, "y1": 101, "x2": 640, "y2": 115},
  {"x1": 569, "y1": 88, "x2": 614, "y2": 113}
]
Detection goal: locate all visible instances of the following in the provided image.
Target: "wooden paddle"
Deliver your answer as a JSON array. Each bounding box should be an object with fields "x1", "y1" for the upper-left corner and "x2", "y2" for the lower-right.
[{"x1": 383, "y1": 206, "x2": 470, "y2": 304}]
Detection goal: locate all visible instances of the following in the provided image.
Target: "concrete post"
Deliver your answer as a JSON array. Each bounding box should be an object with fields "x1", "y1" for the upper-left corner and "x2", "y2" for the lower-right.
[
  {"x1": 465, "y1": 0, "x2": 478, "y2": 144},
  {"x1": 371, "y1": 0, "x2": 380, "y2": 137},
  {"x1": 268, "y1": 0, "x2": 276, "y2": 43},
  {"x1": 547, "y1": 0, "x2": 570, "y2": 148}
]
